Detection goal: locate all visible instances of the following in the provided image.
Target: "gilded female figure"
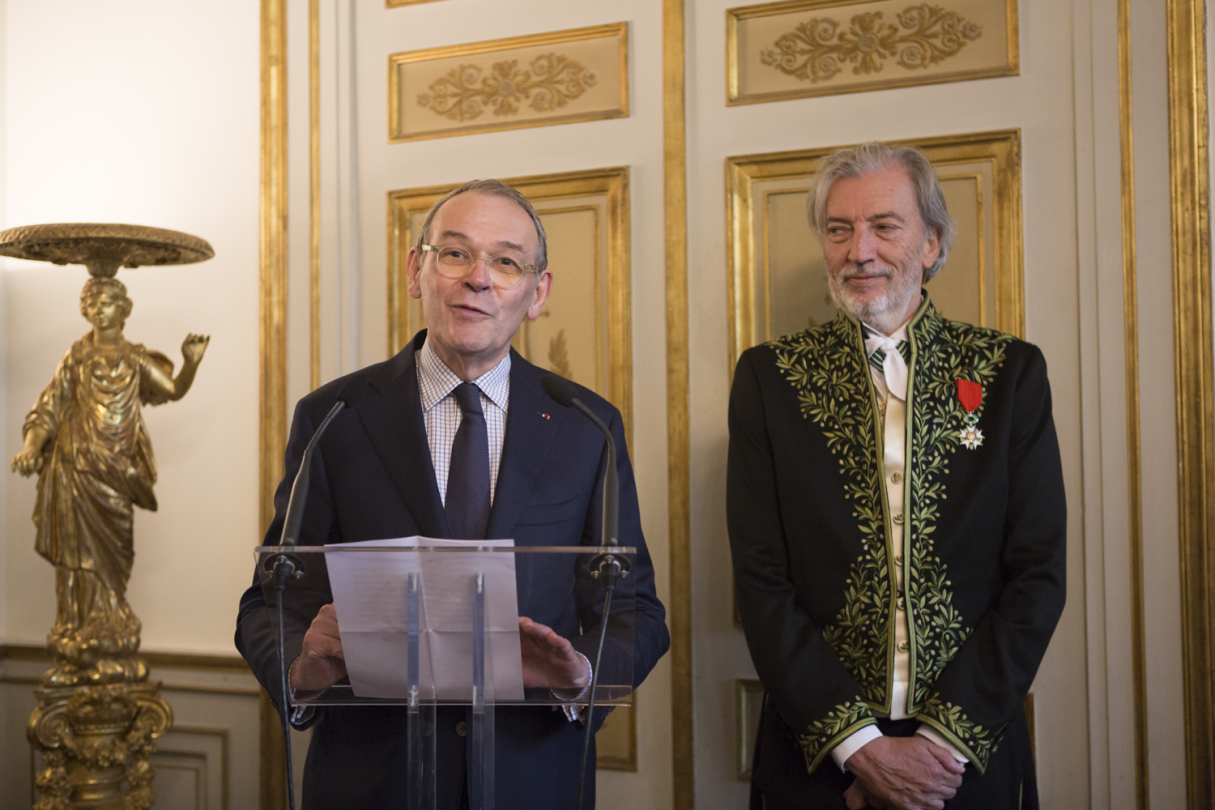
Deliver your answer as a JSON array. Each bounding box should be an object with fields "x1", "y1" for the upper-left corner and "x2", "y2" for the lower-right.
[{"x1": 11, "y1": 277, "x2": 208, "y2": 685}]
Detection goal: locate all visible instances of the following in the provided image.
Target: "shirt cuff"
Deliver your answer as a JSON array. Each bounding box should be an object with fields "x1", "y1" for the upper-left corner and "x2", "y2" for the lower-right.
[
  {"x1": 916, "y1": 726, "x2": 969, "y2": 763},
  {"x1": 552, "y1": 652, "x2": 593, "y2": 722},
  {"x1": 832, "y1": 725, "x2": 884, "y2": 771},
  {"x1": 286, "y1": 656, "x2": 324, "y2": 728}
]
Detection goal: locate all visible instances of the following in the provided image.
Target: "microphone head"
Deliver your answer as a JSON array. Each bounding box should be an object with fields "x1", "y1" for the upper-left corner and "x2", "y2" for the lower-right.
[{"x1": 541, "y1": 373, "x2": 578, "y2": 407}]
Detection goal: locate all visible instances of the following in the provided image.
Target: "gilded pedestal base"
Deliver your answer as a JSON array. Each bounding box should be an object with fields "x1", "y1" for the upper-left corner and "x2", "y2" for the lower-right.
[{"x1": 27, "y1": 677, "x2": 173, "y2": 810}]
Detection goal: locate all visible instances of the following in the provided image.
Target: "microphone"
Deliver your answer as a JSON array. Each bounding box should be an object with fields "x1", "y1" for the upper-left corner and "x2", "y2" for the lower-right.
[
  {"x1": 541, "y1": 373, "x2": 630, "y2": 810},
  {"x1": 540, "y1": 374, "x2": 618, "y2": 547},
  {"x1": 279, "y1": 375, "x2": 370, "y2": 547}
]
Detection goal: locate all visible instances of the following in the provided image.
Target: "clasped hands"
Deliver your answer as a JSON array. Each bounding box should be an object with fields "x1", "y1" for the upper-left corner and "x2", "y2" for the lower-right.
[
  {"x1": 290, "y1": 604, "x2": 591, "y2": 693},
  {"x1": 843, "y1": 736, "x2": 965, "y2": 810}
]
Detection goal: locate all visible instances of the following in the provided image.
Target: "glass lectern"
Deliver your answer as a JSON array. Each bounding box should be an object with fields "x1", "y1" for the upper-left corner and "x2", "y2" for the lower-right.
[{"x1": 255, "y1": 543, "x2": 637, "y2": 810}]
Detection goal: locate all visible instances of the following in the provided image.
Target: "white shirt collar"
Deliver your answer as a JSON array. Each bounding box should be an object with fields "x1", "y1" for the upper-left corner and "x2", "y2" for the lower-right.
[{"x1": 417, "y1": 338, "x2": 511, "y2": 413}]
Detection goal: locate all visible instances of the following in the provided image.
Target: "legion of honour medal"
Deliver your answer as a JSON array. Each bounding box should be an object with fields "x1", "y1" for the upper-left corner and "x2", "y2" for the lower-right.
[{"x1": 956, "y1": 379, "x2": 984, "y2": 449}]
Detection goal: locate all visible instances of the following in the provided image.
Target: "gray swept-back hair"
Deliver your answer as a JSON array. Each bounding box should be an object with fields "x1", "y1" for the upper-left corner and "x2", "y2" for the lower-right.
[
  {"x1": 415, "y1": 179, "x2": 549, "y2": 272},
  {"x1": 806, "y1": 142, "x2": 957, "y2": 281}
]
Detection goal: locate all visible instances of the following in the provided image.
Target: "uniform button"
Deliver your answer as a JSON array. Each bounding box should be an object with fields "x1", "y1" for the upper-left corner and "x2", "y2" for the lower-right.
[
  {"x1": 897, "y1": 596, "x2": 906, "y2": 611},
  {"x1": 897, "y1": 641, "x2": 908, "y2": 652},
  {"x1": 892, "y1": 472, "x2": 903, "y2": 484},
  {"x1": 892, "y1": 512, "x2": 904, "y2": 525},
  {"x1": 456, "y1": 720, "x2": 467, "y2": 737}
]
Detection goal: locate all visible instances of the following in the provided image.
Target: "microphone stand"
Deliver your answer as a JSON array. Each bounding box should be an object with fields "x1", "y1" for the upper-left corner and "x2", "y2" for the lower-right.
[
  {"x1": 550, "y1": 383, "x2": 631, "y2": 810},
  {"x1": 266, "y1": 398, "x2": 347, "y2": 810}
]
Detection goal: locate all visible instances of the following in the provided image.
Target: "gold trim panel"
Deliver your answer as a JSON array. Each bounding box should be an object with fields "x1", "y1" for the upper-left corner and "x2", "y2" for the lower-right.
[
  {"x1": 1118, "y1": 0, "x2": 1149, "y2": 803},
  {"x1": 1165, "y1": 1, "x2": 1215, "y2": 807},
  {"x1": 260, "y1": 0, "x2": 289, "y2": 536},
  {"x1": 726, "y1": 0, "x2": 1019, "y2": 105},
  {"x1": 664, "y1": 0, "x2": 694, "y2": 807},
  {"x1": 309, "y1": 0, "x2": 321, "y2": 391},
  {"x1": 387, "y1": 167, "x2": 633, "y2": 445},
  {"x1": 726, "y1": 129, "x2": 1024, "y2": 377},
  {"x1": 388, "y1": 23, "x2": 629, "y2": 143}
]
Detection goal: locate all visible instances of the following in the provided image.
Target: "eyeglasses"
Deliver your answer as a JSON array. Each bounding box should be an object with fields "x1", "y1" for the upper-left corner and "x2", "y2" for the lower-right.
[{"x1": 419, "y1": 244, "x2": 537, "y2": 290}]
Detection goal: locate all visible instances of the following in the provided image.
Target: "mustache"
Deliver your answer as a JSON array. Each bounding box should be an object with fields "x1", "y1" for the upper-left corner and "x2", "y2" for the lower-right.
[{"x1": 838, "y1": 263, "x2": 893, "y2": 281}]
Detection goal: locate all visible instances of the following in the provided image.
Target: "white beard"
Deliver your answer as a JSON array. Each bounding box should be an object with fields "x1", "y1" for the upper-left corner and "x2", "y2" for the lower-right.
[{"x1": 827, "y1": 260, "x2": 924, "y2": 335}]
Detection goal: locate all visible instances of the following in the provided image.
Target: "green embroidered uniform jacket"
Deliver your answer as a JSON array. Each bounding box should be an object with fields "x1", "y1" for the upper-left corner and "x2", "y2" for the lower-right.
[{"x1": 727, "y1": 298, "x2": 1066, "y2": 776}]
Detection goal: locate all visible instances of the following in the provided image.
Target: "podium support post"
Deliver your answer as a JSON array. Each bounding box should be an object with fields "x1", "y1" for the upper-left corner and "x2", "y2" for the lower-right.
[{"x1": 469, "y1": 572, "x2": 495, "y2": 810}]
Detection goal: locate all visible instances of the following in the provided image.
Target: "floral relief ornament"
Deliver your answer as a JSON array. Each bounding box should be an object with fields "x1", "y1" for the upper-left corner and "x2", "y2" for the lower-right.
[
  {"x1": 417, "y1": 54, "x2": 597, "y2": 122},
  {"x1": 759, "y1": 3, "x2": 983, "y2": 84},
  {"x1": 956, "y1": 379, "x2": 984, "y2": 449}
]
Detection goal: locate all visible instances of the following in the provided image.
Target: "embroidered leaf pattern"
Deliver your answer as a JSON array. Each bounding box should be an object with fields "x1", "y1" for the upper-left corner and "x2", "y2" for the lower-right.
[
  {"x1": 906, "y1": 315, "x2": 1011, "y2": 708},
  {"x1": 770, "y1": 312, "x2": 892, "y2": 702},
  {"x1": 796, "y1": 700, "x2": 876, "y2": 772},
  {"x1": 920, "y1": 693, "x2": 1002, "y2": 769}
]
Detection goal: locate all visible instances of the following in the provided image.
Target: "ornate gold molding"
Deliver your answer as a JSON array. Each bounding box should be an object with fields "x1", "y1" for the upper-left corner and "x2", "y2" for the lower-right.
[
  {"x1": 309, "y1": 0, "x2": 320, "y2": 391},
  {"x1": 758, "y1": 5, "x2": 983, "y2": 83},
  {"x1": 260, "y1": 0, "x2": 288, "y2": 536},
  {"x1": 1166, "y1": 1, "x2": 1215, "y2": 808},
  {"x1": 727, "y1": 0, "x2": 1018, "y2": 105},
  {"x1": 388, "y1": 23, "x2": 629, "y2": 142},
  {"x1": 1118, "y1": 0, "x2": 1149, "y2": 805},
  {"x1": 664, "y1": 1, "x2": 693, "y2": 807}
]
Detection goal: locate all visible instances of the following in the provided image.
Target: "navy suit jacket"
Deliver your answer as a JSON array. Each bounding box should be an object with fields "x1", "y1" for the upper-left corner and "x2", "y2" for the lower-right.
[{"x1": 236, "y1": 330, "x2": 669, "y2": 810}]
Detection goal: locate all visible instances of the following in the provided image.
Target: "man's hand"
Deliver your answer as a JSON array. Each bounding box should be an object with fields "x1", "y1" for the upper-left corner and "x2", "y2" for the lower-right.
[
  {"x1": 845, "y1": 736, "x2": 964, "y2": 810},
  {"x1": 291, "y1": 603, "x2": 346, "y2": 692},
  {"x1": 518, "y1": 617, "x2": 591, "y2": 690},
  {"x1": 844, "y1": 780, "x2": 875, "y2": 810}
]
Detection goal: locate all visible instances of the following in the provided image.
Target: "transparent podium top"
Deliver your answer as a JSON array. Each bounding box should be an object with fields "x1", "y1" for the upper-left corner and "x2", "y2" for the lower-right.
[{"x1": 255, "y1": 543, "x2": 636, "y2": 707}]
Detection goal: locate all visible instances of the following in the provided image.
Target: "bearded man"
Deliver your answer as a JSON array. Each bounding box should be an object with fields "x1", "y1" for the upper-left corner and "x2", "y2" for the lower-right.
[{"x1": 727, "y1": 143, "x2": 1066, "y2": 810}]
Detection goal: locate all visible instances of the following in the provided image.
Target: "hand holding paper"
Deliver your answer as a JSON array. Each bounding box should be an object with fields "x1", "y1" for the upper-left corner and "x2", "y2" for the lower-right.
[
  {"x1": 518, "y1": 616, "x2": 590, "y2": 690},
  {"x1": 292, "y1": 603, "x2": 347, "y2": 692}
]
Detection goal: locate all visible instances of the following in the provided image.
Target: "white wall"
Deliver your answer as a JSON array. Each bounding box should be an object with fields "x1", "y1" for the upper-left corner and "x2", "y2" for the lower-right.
[
  {"x1": 2, "y1": 0, "x2": 261, "y2": 656},
  {"x1": 0, "y1": 0, "x2": 9, "y2": 641}
]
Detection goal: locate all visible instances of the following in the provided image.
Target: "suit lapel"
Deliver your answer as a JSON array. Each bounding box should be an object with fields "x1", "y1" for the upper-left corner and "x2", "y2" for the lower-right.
[
  {"x1": 357, "y1": 332, "x2": 451, "y2": 539},
  {"x1": 486, "y1": 353, "x2": 565, "y2": 540}
]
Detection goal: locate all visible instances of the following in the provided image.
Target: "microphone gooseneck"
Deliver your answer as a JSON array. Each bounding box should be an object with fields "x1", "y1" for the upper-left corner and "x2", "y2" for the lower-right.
[{"x1": 270, "y1": 373, "x2": 369, "y2": 810}]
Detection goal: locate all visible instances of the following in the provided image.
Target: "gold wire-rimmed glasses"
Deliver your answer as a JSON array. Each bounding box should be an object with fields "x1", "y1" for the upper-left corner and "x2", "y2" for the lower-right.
[{"x1": 419, "y1": 243, "x2": 537, "y2": 290}]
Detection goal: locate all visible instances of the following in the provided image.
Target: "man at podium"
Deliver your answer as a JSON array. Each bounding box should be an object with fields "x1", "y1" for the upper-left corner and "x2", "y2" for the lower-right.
[{"x1": 236, "y1": 180, "x2": 669, "y2": 809}]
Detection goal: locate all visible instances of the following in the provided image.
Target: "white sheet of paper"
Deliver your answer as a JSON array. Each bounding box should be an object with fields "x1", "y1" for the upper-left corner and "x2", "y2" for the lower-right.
[{"x1": 325, "y1": 536, "x2": 525, "y2": 701}]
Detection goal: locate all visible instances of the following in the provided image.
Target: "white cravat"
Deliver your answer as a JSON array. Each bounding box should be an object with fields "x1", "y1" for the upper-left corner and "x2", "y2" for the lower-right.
[{"x1": 863, "y1": 331, "x2": 909, "y2": 401}]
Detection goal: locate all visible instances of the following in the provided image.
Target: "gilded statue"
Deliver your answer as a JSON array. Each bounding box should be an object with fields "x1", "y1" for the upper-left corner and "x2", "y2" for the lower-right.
[{"x1": 11, "y1": 277, "x2": 209, "y2": 686}]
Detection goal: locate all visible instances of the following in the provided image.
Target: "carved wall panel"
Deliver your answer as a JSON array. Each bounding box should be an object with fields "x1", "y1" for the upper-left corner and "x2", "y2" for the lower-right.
[
  {"x1": 389, "y1": 24, "x2": 629, "y2": 142},
  {"x1": 727, "y1": 0, "x2": 1018, "y2": 104}
]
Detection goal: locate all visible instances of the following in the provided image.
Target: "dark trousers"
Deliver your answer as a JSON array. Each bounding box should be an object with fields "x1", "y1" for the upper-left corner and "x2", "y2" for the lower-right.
[{"x1": 750, "y1": 698, "x2": 1038, "y2": 810}]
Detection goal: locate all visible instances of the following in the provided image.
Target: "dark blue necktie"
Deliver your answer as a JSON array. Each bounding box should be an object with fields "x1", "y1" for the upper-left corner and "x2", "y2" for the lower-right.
[{"x1": 446, "y1": 382, "x2": 490, "y2": 539}]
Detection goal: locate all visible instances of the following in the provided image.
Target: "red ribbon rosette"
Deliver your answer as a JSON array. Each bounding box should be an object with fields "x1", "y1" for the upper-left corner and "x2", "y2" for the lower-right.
[{"x1": 956, "y1": 379, "x2": 982, "y2": 413}]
